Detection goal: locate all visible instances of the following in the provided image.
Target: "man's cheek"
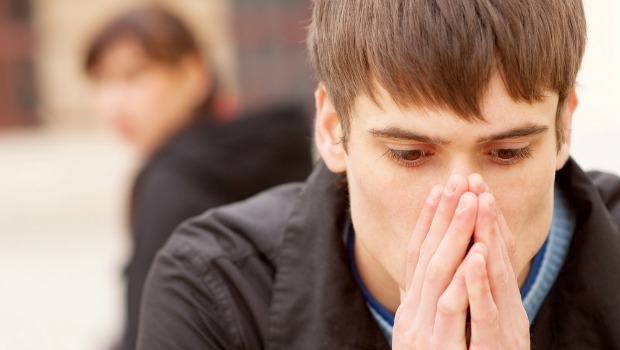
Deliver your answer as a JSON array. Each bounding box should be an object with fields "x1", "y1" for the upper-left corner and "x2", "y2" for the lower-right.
[
  {"x1": 493, "y1": 178, "x2": 553, "y2": 266},
  {"x1": 487, "y1": 169, "x2": 549, "y2": 220}
]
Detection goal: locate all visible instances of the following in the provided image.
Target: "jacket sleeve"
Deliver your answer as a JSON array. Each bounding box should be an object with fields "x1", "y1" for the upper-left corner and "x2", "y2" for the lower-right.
[
  {"x1": 136, "y1": 183, "x2": 299, "y2": 350},
  {"x1": 125, "y1": 168, "x2": 227, "y2": 350}
]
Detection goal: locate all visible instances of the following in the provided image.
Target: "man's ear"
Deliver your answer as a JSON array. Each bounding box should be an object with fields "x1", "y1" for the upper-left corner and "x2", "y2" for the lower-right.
[
  {"x1": 556, "y1": 89, "x2": 578, "y2": 170},
  {"x1": 314, "y1": 85, "x2": 347, "y2": 173}
]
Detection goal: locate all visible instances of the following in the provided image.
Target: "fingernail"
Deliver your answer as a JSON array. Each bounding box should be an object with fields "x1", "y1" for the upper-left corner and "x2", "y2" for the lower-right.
[
  {"x1": 428, "y1": 186, "x2": 442, "y2": 204},
  {"x1": 457, "y1": 195, "x2": 469, "y2": 212},
  {"x1": 445, "y1": 176, "x2": 457, "y2": 195}
]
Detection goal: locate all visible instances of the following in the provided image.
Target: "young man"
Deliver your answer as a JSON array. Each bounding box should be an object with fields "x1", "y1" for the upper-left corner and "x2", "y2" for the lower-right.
[{"x1": 138, "y1": 0, "x2": 620, "y2": 349}]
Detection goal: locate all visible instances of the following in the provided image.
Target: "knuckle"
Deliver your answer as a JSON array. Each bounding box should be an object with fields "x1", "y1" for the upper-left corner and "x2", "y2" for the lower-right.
[
  {"x1": 490, "y1": 268, "x2": 510, "y2": 289},
  {"x1": 502, "y1": 326, "x2": 530, "y2": 350},
  {"x1": 436, "y1": 194, "x2": 456, "y2": 214},
  {"x1": 480, "y1": 305, "x2": 499, "y2": 324},
  {"x1": 407, "y1": 245, "x2": 420, "y2": 265},
  {"x1": 393, "y1": 306, "x2": 408, "y2": 326},
  {"x1": 416, "y1": 210, "x2": 432, "y2": 229},
  {"x1": 437, "y1": 295, "x2": 460, "y2": 317},
  {"x1": 406, "y1": 246, "x2": 420, "y2": 268},
  {"x1": 471, "y1": 303, "x2": 499, "y2": 326},
  {"x1": 425, "y1": 260, "x2": 447, "y2": 282},
  {"x1": 434, "y1": 204, "x2": 449, "y2": 219},
  {"x1": 470, "y1": 335, "x2": 500, "y2": 349},
  {"x1": 393, "y1": 314, "x2": 429, "y2": 348},
  {"x1": 515, "y1": 308, "x2": 531, "y2": 332},
  {"x1": 430, "y1": 337, "x2": 457, "y2": 350},
  {"x1": 419, "y1": 241, "x2": 434, "y2": 264}
]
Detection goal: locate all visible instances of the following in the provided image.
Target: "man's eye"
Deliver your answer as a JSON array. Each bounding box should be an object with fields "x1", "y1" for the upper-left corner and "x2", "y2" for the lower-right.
[
  {"x1": 488, "y1": 147, "x2": 532, "y2": 165},
  {"x1": 385, "y1": 149, "x2": 433, "y2": 167}
]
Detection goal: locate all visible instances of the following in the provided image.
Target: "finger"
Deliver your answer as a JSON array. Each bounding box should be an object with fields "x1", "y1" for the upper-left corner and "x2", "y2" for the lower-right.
[
  {"x1": 432, "y1": 261, "x2": 469, "y2": 348},
  {"x1": 474, "y1": 193, "x2": 514, "y2": 286},
  {"x1": 478, "y1": 179, "x2": 517, "y2": 271},
  {"x1": 405, "y1": 184, "x2": 443, "y2": 291},
  {"x1": 476, "y1": 181, "x2": 528, "y2": 347},
  {"x1": 496, "y1": 208, "x2": 518, "y2": 271},
  {"x1": 468, "y1": 173, "x2": 486, "y2": 195},
  {"x1": 409, "y1": 174, "x2": 468, "y2": 304},
  {"x1": 417, "y1": 192, "x2": 477, "y2": 325},
  {"x1": 474, "y1": 193, "x2": 521, "y2": 323},
  {"x1": 466, "y1": 244, "x2": 501, "y2": 349}
]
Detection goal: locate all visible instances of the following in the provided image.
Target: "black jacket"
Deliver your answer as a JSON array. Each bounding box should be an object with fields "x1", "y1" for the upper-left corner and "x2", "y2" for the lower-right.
[
  {"x1": 122, "y1": 105, "x2": 313, "y2": 350},
  {"x1": 137, "y1": 159, "x2": 620, "y2": 349}
]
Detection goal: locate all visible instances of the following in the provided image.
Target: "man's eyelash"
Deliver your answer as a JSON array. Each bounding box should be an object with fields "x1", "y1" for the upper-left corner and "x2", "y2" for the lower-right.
[
  {"x1": 384, "y1": 147, "x2": 533, "y2": 168},
  {"x1": 383, "y1": 148, "x2": 433, "y2": 167},
  {"x1": 487, "y1": 147, "x2": 533, "y2": 166}
]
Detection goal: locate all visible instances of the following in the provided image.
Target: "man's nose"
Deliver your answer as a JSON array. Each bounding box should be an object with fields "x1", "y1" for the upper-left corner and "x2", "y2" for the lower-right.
[
  {"x1": 445, "y1": 156, "x2": 485, "y2": 191},
  {"x1": 447, "y1": 156, "x2": 479, "y2": 178}
]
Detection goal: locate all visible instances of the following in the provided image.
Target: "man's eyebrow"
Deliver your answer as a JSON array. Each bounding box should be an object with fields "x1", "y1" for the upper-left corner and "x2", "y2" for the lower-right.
[
  {"x1": 477, "y1": 124, "x2": 550, "y2": 143},
  {"x1": 369, "y1": 127, "x2": 449, "y2": 145}
]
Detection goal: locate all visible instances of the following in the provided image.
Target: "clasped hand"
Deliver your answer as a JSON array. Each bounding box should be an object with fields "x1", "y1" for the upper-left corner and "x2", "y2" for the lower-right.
[{"x1": 392, "y1": 174, "x2": 530, "y2": 349}]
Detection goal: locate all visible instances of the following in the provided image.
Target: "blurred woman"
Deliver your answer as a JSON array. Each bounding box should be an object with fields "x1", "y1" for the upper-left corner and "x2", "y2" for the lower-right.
[{"x1": 84, "y1": 5, "x2": 313, "y2": 350}]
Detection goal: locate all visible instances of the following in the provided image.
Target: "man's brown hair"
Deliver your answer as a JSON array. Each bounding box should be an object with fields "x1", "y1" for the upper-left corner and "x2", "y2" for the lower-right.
[{"x1": 307, "y1": 0, "x2": 587, "y2": 147}]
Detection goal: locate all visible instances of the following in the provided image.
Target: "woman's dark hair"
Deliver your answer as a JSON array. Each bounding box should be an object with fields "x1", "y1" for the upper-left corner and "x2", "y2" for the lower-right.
[
  {"x1": 84, "y1": 4, "x2": 218, "y2": 114},
  {"x1": 84, "y1": 5, "x2": 202, "y2": 73}
]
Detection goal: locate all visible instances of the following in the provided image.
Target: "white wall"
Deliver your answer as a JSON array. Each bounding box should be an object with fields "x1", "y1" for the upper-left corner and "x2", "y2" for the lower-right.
[{"x1": 570, "y1": 0, "x2": 620, "y2": 175}]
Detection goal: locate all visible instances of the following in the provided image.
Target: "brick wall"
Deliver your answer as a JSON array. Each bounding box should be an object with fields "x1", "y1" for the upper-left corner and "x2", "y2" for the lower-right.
[
  {"x1": 231, "y1": 0, "x2": 314, "y2": 114},
  {"x1": 0, "y1": 0, "x2": 37, "y2": 128}
]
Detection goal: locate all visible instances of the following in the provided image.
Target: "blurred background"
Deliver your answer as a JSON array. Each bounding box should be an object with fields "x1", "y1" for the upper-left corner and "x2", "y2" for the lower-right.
[{"x1": 0, "y1": 0, "x2": 618, "y2": 349}]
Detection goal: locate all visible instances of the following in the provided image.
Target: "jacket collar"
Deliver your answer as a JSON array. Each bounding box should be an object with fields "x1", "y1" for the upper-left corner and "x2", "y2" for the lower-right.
[
  {"x1": 266, "y1": 162, "x2": 389, "y2": 350},
  {"x1": 531, "y1": 158, "x2": 620, "y2": 348}
]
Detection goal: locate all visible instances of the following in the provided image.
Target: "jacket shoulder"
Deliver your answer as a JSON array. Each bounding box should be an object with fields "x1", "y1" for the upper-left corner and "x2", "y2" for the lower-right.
[
  {"x1": 138, "y1": 183, "x2": 304, "y2": 349},
  {"x1": 164, "y1": 182, "x2": 304, "y2": 267},
  {"x1": 588, "y1": 170, "x2": 620, "y2": 230}
]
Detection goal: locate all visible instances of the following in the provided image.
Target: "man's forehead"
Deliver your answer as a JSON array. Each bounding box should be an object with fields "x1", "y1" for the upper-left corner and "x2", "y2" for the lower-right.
[{"x1": 350, "y1": 76, "x2": 560, "y2": 134}]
